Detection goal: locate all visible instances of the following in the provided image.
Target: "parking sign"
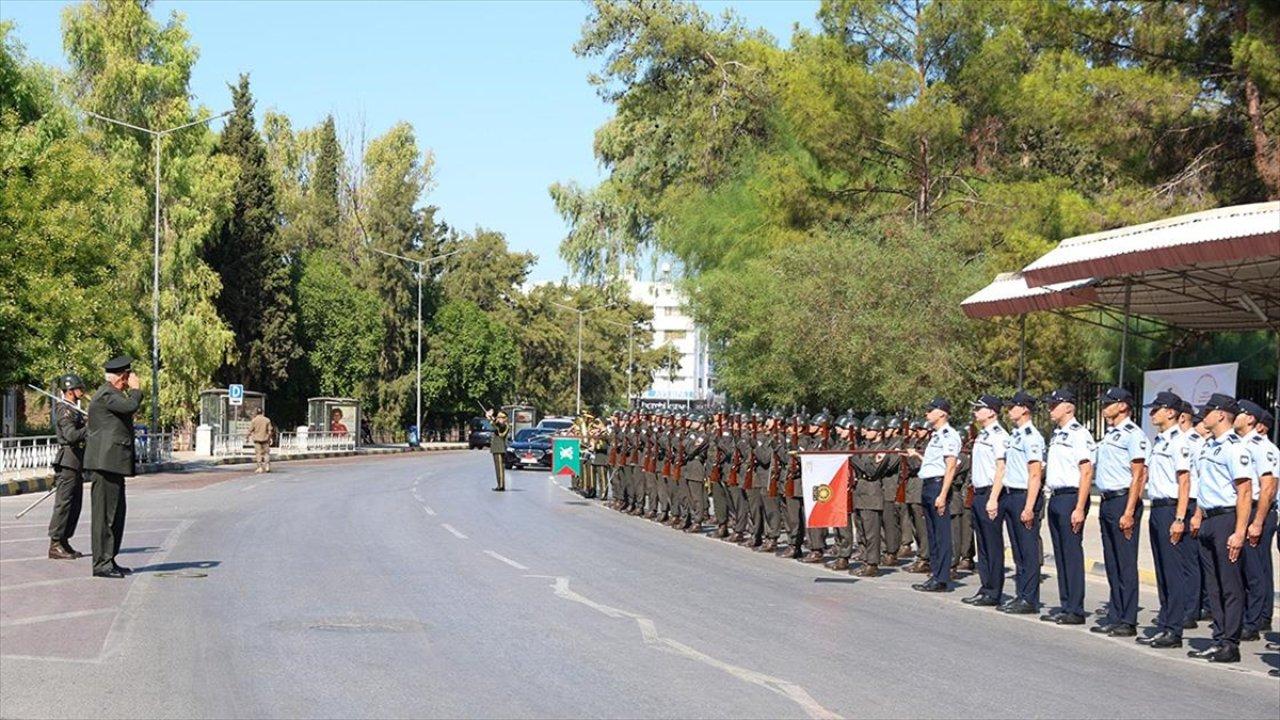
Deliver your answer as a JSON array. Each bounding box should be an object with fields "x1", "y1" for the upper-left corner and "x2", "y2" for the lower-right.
[{"x1": 228, "y1": 383, "x2": 244, "y2": 406}]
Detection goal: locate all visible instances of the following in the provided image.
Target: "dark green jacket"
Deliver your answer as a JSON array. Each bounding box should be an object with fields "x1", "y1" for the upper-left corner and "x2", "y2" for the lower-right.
[
  {"x1": 53, "y1": 404, "x2": 87, "y2": 471},
  {"x1": 83, "y1": 384, "x2": 142, "y2": 476},
  {"x1": 490, "y1": 419, "x2": 509, "y2": 454}
]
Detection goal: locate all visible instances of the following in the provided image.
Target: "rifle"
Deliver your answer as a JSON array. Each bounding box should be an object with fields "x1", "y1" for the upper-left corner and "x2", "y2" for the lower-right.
[
  {"x1": 742, "y1": 423, "x2": 757, "y2": 490},
  {"x1": 895, "y1": 417, "x2": 910, "y2": 504},
  {"x1": 673, "y1": 428, "x2": 686, "y2": 484},
  {"x1": 783, "y1": 425, "x2": 801, "y2": 497},
  {"x1": 727, "y1": 425, "x2": 740, "y2": 487},
  {"x1": 962, "y1": 422, "x2": 978, "y2": 509},
  {"x1": 708, "y1": 419, "x2": 723, "y2": 484},
  {"x1": 766, "y1": 428, "x2": 783, "y2": 497}
]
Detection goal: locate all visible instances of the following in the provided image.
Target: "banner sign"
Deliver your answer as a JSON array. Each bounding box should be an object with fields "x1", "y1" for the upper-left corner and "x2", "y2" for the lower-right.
[
  {"x1": 800, "y1": 452, "x2": 852, "y2": 529},
  {"x1": 552, "y1": 437, "x2": 582, "y2": 478},
  {"x1": 1141, "y1": 362, "x2": 1237, "y2": 438}
]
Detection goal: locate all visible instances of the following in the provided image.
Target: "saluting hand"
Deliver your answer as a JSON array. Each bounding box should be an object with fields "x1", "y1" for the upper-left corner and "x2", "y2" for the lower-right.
[{"x1": 127, "y1": 372, "x2": 141, "y2": 390}]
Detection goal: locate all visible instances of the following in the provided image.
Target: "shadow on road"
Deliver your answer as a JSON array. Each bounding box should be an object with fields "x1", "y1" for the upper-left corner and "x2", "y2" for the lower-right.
[
  {"x1": 133, "y1": 560, "x2": 221, "y2": 573},
  {"x1": 117, "y1": 546, "x2": 162, "y2": 554}
]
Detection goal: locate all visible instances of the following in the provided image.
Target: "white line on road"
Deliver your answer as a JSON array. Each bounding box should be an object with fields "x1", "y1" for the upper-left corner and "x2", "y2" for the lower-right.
[
  {"x1": 3, "y1": 576, "x2": 99, "y2": 591},
  {"x1": 483, "y1": 550, "x2": 529, "y2": 570},
  {"x1": 240, "y1": 478, "x2": 274, "y2": 492},
  {"x1": 0, "y1": 608, "x2": 116, "y2": 628},
  {"x1": 440, "y1": 523, "x2": 468, "y2": 539},
  {"x1": 421, "y1": 505, "x2": 436, "y2": 516},
  {"x1": 532, "y1": 575, "x2": 842, "y2": 720}
]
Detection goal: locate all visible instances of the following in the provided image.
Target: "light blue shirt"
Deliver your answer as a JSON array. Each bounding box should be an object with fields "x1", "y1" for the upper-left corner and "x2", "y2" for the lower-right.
[
  {"x1": 1195, "y1": 431, "x2": 1257, "y2": 510},
  {"x1": 970, "y1": 423, "x2": 1008, "y2": 489},
  {"x1": 1146, "y1": 426, "x2": 1191, "y2": 500},
  {"x1": 1003, "y1": 422, "x2": 1045, "y2": 490},
  {"x1": 1094, "y1": 418, "x2": 1147, "y2": 492},
  {"x1": 920, "y1": 423, "x2": 960, "y2": 480},
  {"x1": 1241, "y1": 430, "x2": 1279, "y2": 501},
  {"x1": 1184, "y1": 429, "x2": 1205, "y2": 500},
  {"x1": 1047, "y1": 420, "x2": 1095, "y2": 491}
]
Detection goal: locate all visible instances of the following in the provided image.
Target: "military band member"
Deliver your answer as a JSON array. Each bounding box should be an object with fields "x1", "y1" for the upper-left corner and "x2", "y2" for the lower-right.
[
  {"x1": 1235, "y1": 399, "x2": 1277, "y2": 641},
  {"x1": 486, "y1": 409, "x2": 509, "y2": 491},
  {"x1": 964, "y1": 395, "x2": 1008, "y2": 607},
  {"x1": 998, "y1": 391, "x2": 1044, "y2": 614},
  {"x1": 1040, "y1": 388, "x2": 1094, "y2": 624},
  {"x1": 48, "y1": 374, "x2": 88, "y2": 560},
  {"x1": 84, "y1": 355, "x2": 141, "y2": 579},
  {"x1": 1138, "y1": 390, "x2": 1194, "y2": 648},
  {"x1": 909, "y1": 398, "x2": 960, "y2": 592}
]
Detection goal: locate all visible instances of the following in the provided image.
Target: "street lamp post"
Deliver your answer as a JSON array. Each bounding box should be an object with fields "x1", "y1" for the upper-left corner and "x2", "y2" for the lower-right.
[
  {"x1": 550, "y1": 301, "x2": 613, "y2": 415},
  {"x1": 368, "y1": 247, "x2": 460, "y2": 439},
  {"x1": 84, "y1": 110, "x2": 231, "y2": 433},
  {"x1": 599, "y1": 317, "x2": 639, "y2": 408}
]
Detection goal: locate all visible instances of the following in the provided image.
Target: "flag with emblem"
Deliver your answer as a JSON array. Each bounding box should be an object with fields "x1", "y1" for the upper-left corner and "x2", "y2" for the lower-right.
[
  {"x1": 552, "y1": 437, "x2": 581, "y2": 477},
  {"x1": 801, "y1": 452, "x2": 852, "y2": 528}
]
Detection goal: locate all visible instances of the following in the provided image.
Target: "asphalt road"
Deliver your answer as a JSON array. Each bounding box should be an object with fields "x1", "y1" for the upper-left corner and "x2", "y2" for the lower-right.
[{"x1": 1, "y1": 451, "x2": 1276, "y2": 719}]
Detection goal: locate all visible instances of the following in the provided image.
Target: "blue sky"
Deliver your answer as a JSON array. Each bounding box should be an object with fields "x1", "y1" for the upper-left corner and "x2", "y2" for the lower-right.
[{"x1": 2, "y1": 0, "x2": 818, "y2": 282}]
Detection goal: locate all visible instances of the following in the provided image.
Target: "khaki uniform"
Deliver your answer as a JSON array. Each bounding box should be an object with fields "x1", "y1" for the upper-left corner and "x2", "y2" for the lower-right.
[
  {"x1": 49, "y1": 403, "x2": 87, "y2": 543},
  {"x1": 490, "y1": 419, "x2": 509, "y2": 490},
  {"x1": 247, "y1": 414, "x2": 274, "y2": 472}
]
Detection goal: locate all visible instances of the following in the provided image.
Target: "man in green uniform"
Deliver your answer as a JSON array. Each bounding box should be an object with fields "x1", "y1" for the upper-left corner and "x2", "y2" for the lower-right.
[
  {"x1": 48, "y1": 374, "x2": 88, "y2": 560},
  {"x1": 904, "y1": 419, "x2": 932, "y2": 574},
  {"x1": 487, "y1": 409, "x2": 509, "y2": 491},
  {"x1": 84, "y1": 355, "x2": 141, "y2": 578},
  {"x1": 755, "y1": 411, "x2": 784, "y2": 553}
]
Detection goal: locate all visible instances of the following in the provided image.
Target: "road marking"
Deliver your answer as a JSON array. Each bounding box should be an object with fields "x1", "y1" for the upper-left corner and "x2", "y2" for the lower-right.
[
  {"x1": 0, "y1": 608, "x2": 117, "y2": 628},
  {"x1": 421, "y1": 504, "x2": 436, "y2": 516},
  {"x1": 483, "y1": 550, "x2": 529, "y2": 570},
  {"x1": 3, "y1": 576, "x2": 99, "y2": 591},
  {"x1": 440, "y1": 523, "x2": 468, "y2": 539},
  {"x1": 0, "y1": 555, "x2": 60, "y2": 563},
  {"x1": 531, "y1": 575, "x2": 842, "y2": 720}
]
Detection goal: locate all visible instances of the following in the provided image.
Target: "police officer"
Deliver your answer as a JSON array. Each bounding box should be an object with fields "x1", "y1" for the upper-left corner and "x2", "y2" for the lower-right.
[
  {"x1": 909, "y1": 398, "x2": 960, "y2": 592},
  {"x1": 998, "y1": 390, "x2": 1044, "y2": 614},
  {"x1": 48, "y1": 374, "x2": 88, "y2": 560},
  {"x1": 1138, "y1": 390, "x2": 1194, "y2": 648},
  {"x1": 964, "y1": 394, "x2": 1008, "y2": 607},
  {"x1": 1235, "y1": 399, "x2": 1277, "y2": 641},
  {"x1": 1090, "y1": 387, "x2": 1147, "y2": 638},
  {"x1": 486, "y1": 409, "x2": 509, "y2": 491},
  {"x1": 1040, "y1": 388, "x2": 1094, "y2": 625},
  {"x1": 1188, "y1": 393, "x2": 1255, "y2": 663},
  {"x1": 83, "y1": 355, "x2": 141, "y2": 579}
]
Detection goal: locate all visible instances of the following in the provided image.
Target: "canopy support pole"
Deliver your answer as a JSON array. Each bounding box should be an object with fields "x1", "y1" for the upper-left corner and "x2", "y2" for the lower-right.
[
  {"x1": 1273, "y1": 331, "x2": 1279, "y2": 444},
  {"x1": 1118, "y1": 282, "x2": 1132, "y2": 386},
  {"x1": 1018, "y1": 314, "x2": 1026, "y2": 391}
]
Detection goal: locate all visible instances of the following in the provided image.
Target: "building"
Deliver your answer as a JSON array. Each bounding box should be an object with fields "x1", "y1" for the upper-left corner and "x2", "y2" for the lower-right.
[{"x1": 628, "y1": 268, "x2": 719, "y2": 406}]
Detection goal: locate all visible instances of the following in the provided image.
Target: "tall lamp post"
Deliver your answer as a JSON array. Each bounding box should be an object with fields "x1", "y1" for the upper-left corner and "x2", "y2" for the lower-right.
[
  {"x1": 84, "y1": 109, "x2": 231, "y2": 433},
  {"x1": 599, "y1": 317, "x2": 640, "y2": 408},
  {"x1": 368, "y1": 247, "x2": 460, "y2": 439},
  {"x1": 550, "y1": 301, "x2": 613, "y2": 415}
]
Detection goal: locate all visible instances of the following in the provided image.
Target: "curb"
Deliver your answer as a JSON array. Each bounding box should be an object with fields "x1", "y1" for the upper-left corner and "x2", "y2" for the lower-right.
[{"x1": 0, "y1": 443, "x2": 467, "y2": 497}]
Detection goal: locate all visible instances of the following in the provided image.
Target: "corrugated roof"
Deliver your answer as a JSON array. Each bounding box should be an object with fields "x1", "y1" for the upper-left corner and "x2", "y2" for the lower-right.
[{"x1": 961, "y1": 272, "x2": 1096, "y2": 319}]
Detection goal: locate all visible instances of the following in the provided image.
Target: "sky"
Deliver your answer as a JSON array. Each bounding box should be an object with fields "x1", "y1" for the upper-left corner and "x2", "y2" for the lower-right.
[{"x1": 2, "y1": 0, "x2": 818, "y2": 282}]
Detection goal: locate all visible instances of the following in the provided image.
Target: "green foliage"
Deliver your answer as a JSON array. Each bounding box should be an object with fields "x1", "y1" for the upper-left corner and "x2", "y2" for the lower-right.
[
  {"x1": 422, "y1": 300, "x2": 518, "y2": 416},
  {"x1": 294, "y1": 251, "x2": 382, "y2": 398}
]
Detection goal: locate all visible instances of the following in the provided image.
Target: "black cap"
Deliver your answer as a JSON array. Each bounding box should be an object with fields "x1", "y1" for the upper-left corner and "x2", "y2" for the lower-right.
[
  {"x1": 1191, "y1": 408, "x2": 1207, "y2": 425},
  {"x1": 1008, "y1": 390, "x2": 1038, "y2": 409},
  {"x1": 1100, "y1": 387, "x2": 1134, "y2": 406},
  {"x1": 1200, "y1": 393, "x2": 1239, "y2": 414},
  {"x1": 971, "y1": 394, "x2": 1002, "y2": 412},
  {"x1": 1257, "y1": 409, "x2": 1274, "y2": 430},
  {"x1": 925, "y1": 397, "x2": 952, "y2": 414},
  {"x1": 1178, "y1": 400, "x2": 1194, "y2": 416},
  {"x1": 103, "y1": 355, "x2": 133, "y2": 373},
  {"x1": 1045, "y1": 387, "x2": 1076, "y2": 405},
  {"x1": 1237, "y1": 399, "x2": 1266, "y2": 420},
  {"x1": 1143, "y1": 391, "x2": 1183, "y2": 411}
]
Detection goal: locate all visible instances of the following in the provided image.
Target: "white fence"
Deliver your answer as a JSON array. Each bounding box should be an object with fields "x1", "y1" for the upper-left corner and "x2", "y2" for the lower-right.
[
  {"x1": 215, "y1": 430, "x2": 355, "y2": 457},
  {"x1": 1, "y1": 433, "x2": 174, "y2": 477}
]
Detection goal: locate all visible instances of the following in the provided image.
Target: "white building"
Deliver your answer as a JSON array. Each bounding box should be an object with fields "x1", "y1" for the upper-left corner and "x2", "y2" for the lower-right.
[{"x1": 628, "y1": 269, "x2": 719, "y2": 406}]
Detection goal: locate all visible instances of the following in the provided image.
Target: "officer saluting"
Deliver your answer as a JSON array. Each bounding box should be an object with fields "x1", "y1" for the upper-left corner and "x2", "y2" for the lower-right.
[
  {"x1": 487, "y1": 409, "x2": 509, "y2": 492},
  {"x1": 48, "y1": 374, "x2": 88, "y2": 560},
  {"x1": 83, "y1": 355, "x2": 142, "y2": 579}
]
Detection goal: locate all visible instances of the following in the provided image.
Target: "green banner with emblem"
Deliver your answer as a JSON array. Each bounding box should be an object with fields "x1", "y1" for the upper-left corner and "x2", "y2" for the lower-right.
[{"x1": 552, "y1": 437, "x2": 581, "y2": 477}]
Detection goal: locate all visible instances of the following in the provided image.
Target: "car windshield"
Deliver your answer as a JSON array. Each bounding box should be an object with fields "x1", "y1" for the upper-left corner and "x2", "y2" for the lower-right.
[
  {"x1": 538, "y1": 420, "x2": 572, "y2": 430},
  {"x1": 514, "y1": 429, "x2": 549, "y2": 442}
]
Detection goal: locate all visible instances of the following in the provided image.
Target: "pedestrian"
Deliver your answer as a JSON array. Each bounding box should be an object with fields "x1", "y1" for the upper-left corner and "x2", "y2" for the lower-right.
[
  {"x1": 1040, "y1": 388, "x2": 1094, "y2": 625},
  {"x1": 83, "y1": 355, "x2": 141, "y2": 579},
  {"x1": 998, "y1": 390, "x2": 1045, "y2": 614},
  {"x1": 1234, "y1": 399, "x2": 1277, "y2": 641},
  {"x1": 1090, "y1": 387, "x2": 1147, "y2": 638},
  {"x1": 48, "y1": 374, "x2": 88, "y2": 560},
  {"x1": 909, "y1": 398, "x2": 960, "y2": 593},
  {"x1": 1137, "y1": 390, "x2": 1194, "y2": 649},
  {"x1": 246, "y1": 407, "x2": 274, "y2": 474},
  {"x1": 1187, "y1": 394, "x2": 1255, "y2": 664},
  {"x1": 963, "y1": 394, "x2": 1008, "y2": 607},
  {"x1": 487, "y1": 409, "x2": 509, "y2": 492}
]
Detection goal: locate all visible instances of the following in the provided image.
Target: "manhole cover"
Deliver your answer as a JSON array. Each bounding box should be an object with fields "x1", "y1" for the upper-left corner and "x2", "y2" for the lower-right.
[{"x1": 154, "y1": 571, "x2": 209, "y2": 578}]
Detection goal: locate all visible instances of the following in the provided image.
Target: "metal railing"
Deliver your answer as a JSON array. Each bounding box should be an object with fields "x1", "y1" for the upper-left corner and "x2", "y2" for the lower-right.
[
  {"x1": 1, "y1": 435, "x2": 58, "y2": 475},
  {"x1": 135, "y1": 432, "x2": 175, "y2": 465},
  {"x1": 278, "y1": 431, "x2": 356, "y2": 454}
]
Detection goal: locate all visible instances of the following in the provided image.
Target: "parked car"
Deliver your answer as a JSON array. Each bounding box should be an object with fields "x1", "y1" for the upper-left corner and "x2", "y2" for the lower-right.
[
  {"x1": 468, "y1": 417, "x2": 494, "y2": 449},
  {"x1": 504, "y1": 428, "x2": 554, "y2": 469},
  {"x1": 535, "y1": 416, "x2": 574, "y2": 433}
]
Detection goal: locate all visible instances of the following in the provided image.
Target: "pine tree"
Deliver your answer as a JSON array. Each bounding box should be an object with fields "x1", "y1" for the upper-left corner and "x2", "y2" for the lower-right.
[{"x1": 312, "y1": 114, "x2": 341, "y2": 250}]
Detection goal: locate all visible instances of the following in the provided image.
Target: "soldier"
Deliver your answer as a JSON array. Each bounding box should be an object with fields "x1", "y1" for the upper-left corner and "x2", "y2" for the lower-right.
[
  {"x1": 1039, "y1": 388, "x2": 1095, "y2": 625},
  {"x1": 730, "y1": 410, "x2": 758, "y2": 544},
  {"x1": 755, "y1": 411, "x2": 784, "y2": 553},
  {"x1": 1235, "y1": 399, "x2": 1277, "y2": 641},
  {"x1": 48, "y1": 374, "x2": 88, "y2": 560},
  {"x1": 908, "y1": 398, "x2": 960, "y2": 593},
  {"x1": 793, "y1": 411, "x2": 826, "y2": 562},
  {"x1": 829, "y1": 413, "x2": 856, "y2": 571},
  {"x1": 246, "y1": 407, "x2": 274, "y2": 474},
  {"x1": 83, "y1": 355, "x2": 141, "y2": 579},
  {"x1": 1090, "y1": 387, "x2": 1147, "y2": 638},
  {"x1": 590, "y1": 417, "x2": 610, "y2": 500},
  {"x1": 779, "y1": 411, "x2": 810, "y2": 560},
  {"x1": 904, "y1": 419, "x2": 931, "y2": 574},
  {"x1": 486, "y1": 409, "x2": 509, "y2": 492},
  {"x1": 681, "y1": 413, "x2": 710, "y2": 533},
  {"x1": 1137, "y1": 390, "x2": 1194, "y2": 648},
  {"x1": 998, "y1": 390, "x2": 1045, "y2": 615},
  {"x1": 951, "y1": 429, "x2": 976, "y2": 576},
  {"x1": 709, "y1": 411, "x2": 731, "y2": 538},
  {"x1": 850, "y1": 415, "x2": 890, "y2": 577}
]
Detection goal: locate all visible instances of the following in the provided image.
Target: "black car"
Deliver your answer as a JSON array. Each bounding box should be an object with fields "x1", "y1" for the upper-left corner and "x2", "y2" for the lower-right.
[
  {"x1": 468, "y1": 417, "x2": 494, "y2": 449},
  {"x1": 504, "y1": 428, "x2": 553, "y2": 469}
]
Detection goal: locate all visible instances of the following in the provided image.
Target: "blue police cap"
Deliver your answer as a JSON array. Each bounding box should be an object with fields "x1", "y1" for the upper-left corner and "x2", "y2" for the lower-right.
[
  {"x1": 971, "y1": 394, "x2": 1002, "y2": 412},
  {"x1": 1007, "y1": 390, "x2": 1038, "y2": 409},
  {"x1": 1236, "y1": 399, "x2": 1266, "y2": 420},
  {"x1": 1044, "y1": 387, "x2": 1076, "y2": 405},
  {"x1": 1200, "y1": 393, "x2": 1239, "y2": 414},
  {"x1": 1143, "y1": 391, "x2": 1183, "y2": 411},
  {"x1": 925, "y1": 397, "x2": 952, "y2": 414},
  {"x1": 1100, "y1": 387, "x2": 1134, "y2": 405}
]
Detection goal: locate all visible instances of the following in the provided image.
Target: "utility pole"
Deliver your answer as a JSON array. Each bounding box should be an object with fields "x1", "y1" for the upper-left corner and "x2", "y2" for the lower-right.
[{"x1": 551, "y1": 301, "x2": 613, "y2": 415}]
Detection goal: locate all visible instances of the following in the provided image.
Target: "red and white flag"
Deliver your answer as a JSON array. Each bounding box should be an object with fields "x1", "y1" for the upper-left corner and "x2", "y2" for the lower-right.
[{"x1": 801, "y1": 453, "x2": 851, "y2": 528}]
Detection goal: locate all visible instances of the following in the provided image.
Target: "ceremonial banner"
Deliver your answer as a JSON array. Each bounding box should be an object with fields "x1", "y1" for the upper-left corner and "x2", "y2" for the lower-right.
[
  {"x1": 552, "y1": 437, "x2": 582, "y2": 477},
  {"x1": 1141, "y1": 363, "x2": 1237, "y2": 438},
  {"x1": 801, "y1": 452, "x2": 852, "y2": 528}
]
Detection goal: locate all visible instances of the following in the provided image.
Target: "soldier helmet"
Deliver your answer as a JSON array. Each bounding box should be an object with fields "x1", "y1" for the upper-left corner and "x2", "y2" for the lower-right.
[
  {"x1": 847, "y1": 415, "x2": 862, "y2": 431},
  {"x1": 864, "y1": 415, "x2": 887, "y2": 431},
  {"x1": 812, "y1": 409, "x2": 832, "y2": 427},
  {"x1": 910, "y1": 418, "x2": 928, "y2": 431},
  {"x1": 833, "y1": 413, "x2": 850, "y2": 430},
  {"x1": 59, "y1": 374, "x2": 85, "y2": 391}
]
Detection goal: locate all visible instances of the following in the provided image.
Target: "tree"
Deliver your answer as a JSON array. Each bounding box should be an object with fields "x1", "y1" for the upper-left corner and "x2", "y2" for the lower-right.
[
  {"x1": 438, "y1": 227, "x2": 535, "y2": 314},
  {"x1": 421, "y1": 300, "x2": 518, "y2": 417},
  {"x1": 294, "y1": 251, "x2": 382, "y2": 398},
  {"x1": 205, "y1": 74, "x2": 300, "y2": 392}
]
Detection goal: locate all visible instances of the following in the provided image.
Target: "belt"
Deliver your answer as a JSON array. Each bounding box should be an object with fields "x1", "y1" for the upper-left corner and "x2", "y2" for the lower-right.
[
  {"x1": 1203, "y1": 506, "x2": 1234, "y2": 519},
  {"x1": 1049, "y1": 487, "x2": 1077, "y2": 496},
  {"x1": 972, "y1": 486, "x2": 992, "y2": 495},
  {"x1": 1099, "y1": 489, "x2": 1128, "y2": 500},
  {"x1": 921, "y1": 476, "x2": 943, "y2": 483},
  {"x1": 1150, "y1": 498, "x2": 1178, "y2": 508},
  {"x1": 1003, "y1": 488, "x2": 1028, "y2": 494}
]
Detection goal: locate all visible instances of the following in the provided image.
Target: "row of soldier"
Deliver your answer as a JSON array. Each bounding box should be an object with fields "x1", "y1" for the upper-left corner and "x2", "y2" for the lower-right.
[{"x1": 569, "y1": 388, "x2": 1277, "y2": 669}]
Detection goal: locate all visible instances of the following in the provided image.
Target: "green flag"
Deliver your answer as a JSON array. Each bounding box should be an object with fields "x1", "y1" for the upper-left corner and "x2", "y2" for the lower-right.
[{"x1": 552, "y1": 437, "x2": 581, "y2": 477}]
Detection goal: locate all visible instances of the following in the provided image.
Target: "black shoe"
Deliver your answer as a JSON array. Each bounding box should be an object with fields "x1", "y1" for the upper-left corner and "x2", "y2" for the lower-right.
[
  {"x1": 1239, "y1": 629, "x2": 1261, "y2": 642},
  {"x1": 1055, "y1": 614, "x2": 1085, "y2": 626},
  {"x1": 1090, "y1": 623, "x2": 1116, "y2": 634},
  {"x1": 1270, "y1": 668, "x2": 1279, "y2": 678},
  {"x1": 912, "y1": 581, "x2": 948, "y2": 593},
  {"x1": 1107, "y1": 624, "x2": 1136, "y2": 637},
  {"x1": 93, "y1": 568, "x2": 125, "y2": 579},
  {"x1": 1135, "y1": 631, "x2": 1160, "y2": 645},
  {"x1": 1001, "y1": 600, "x2": 1037, "y2": 615},
  {"x1": 492, "y1": 487, "x2": 504, "y2": 492},
  {"x1": 113, "y1": 563, "x2": 132, "y2": 575},
  {"x1": 1182, "y1": 619, "x2": 1199, "y2": 630},
  {"x1": 971, "y1": 597, "x2": 1001, "y2": 608},
  {"x1": 1187, "y1": 645, "x2": 1220, "y2": 659},
  {"x1": 1039, "y1": 611, "x2": 1063, "y2": 622},
  {"x1": 961, "y1": 593, "x2": 986, "y2": 605},
  {"x1": 1206, "y1": 646, "x2": 1241, "y2": 663},
  {"x1": 1148, "y1": 633, "x2": 1183, "y2": 649}
]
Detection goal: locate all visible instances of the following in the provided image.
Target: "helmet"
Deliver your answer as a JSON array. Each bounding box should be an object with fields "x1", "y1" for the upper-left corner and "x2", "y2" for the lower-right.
[
  {"x1": 833, "y1": 413, "x2": 851, "y2": 430},
  {"x1": 812, "y1": 409, "x2": 831, "y2": 427},
  {"x1": 864, "y1": 415, "x2": 886, "y2": 432},
  {"x1": 59, "y1": 374, "x2": 85, "y2": 391}
]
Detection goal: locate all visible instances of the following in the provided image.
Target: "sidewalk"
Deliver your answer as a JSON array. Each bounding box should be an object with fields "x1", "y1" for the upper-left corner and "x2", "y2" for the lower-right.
[{"x1": 0, "y1": 442, "x2": 467, "y2": 497}]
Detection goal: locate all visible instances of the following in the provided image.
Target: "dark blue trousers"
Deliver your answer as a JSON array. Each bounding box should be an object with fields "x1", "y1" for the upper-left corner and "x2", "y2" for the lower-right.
[
  {"x1": 1148, "y1": 503, "x2": 1196, "y2": 637},
  {"x1": 1242, "y1": 507, "x2": 1277, "y2": 633},
  {"x1": 971, "y1": 487, "x2": 1004, "y2": 600},
  {"x1": 1099, "y1": 494, "x2": 1142, "y2": 626},
  {"x1": 1047, "y1": 491, "x2": 1086, "y2": 617},
  {"x1": 1185, "y1": 500, "x2": 1208, "y2": 624},
  {"x1": 922, "y1": 479, "x2": 952, "y2": 586},
  {"x1": 999, "y1": 489, "x2": 1041, "y2": 606},
  {"x1": 1199, "y1": 510, "x2": 1246, "y2": 650}
]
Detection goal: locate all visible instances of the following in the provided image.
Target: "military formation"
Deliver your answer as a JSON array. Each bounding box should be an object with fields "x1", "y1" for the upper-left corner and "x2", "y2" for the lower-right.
[{"x1": 561, "y1": 389, "x2": 1278, "y2": 670}]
